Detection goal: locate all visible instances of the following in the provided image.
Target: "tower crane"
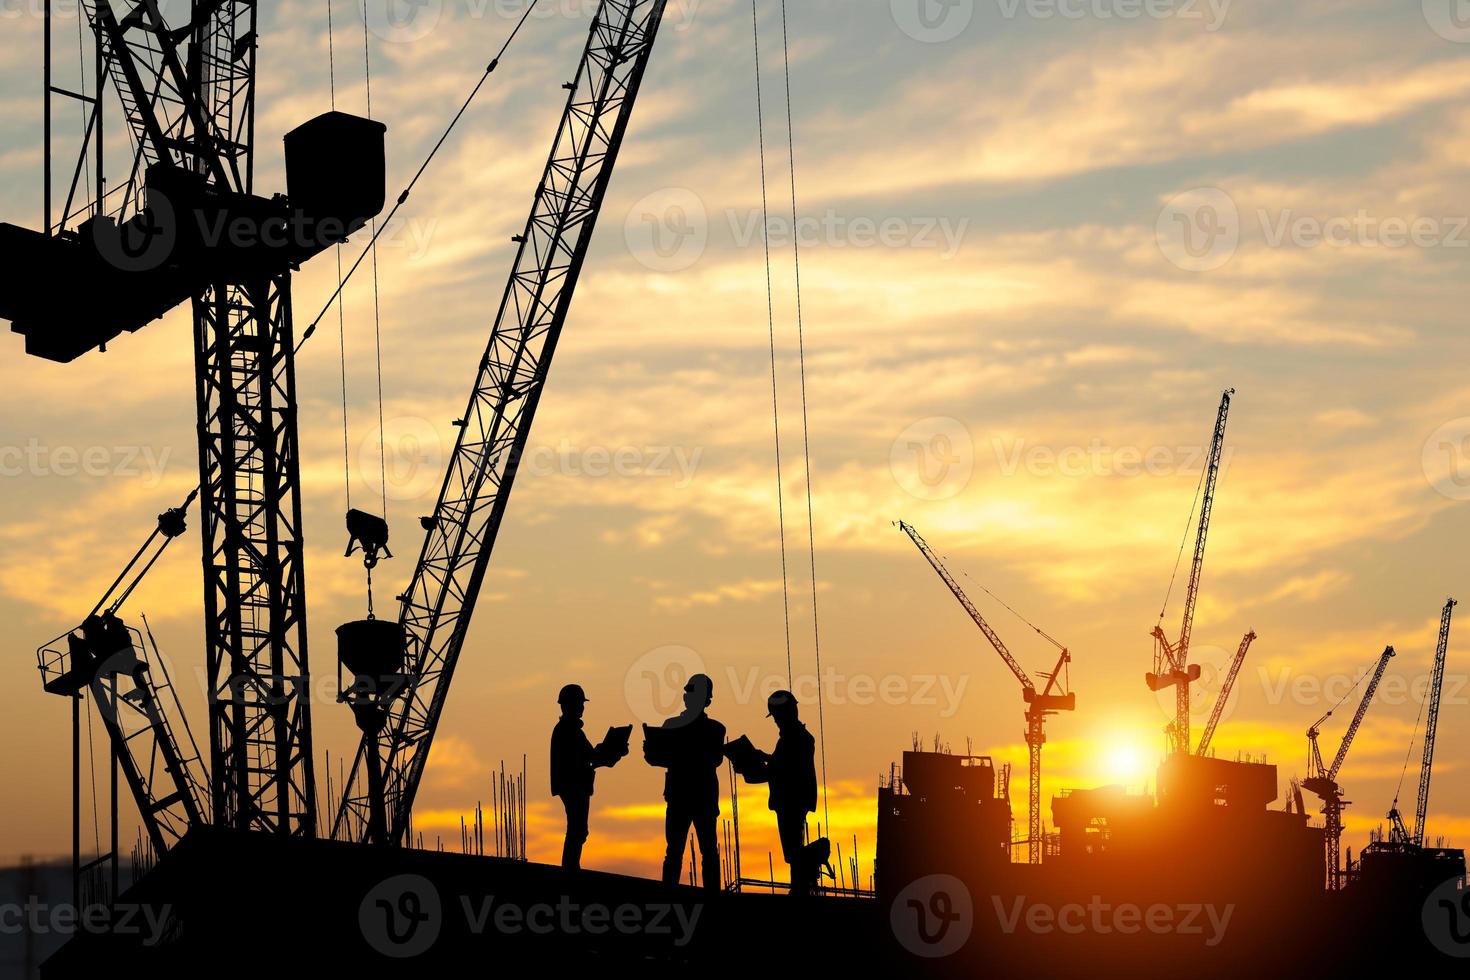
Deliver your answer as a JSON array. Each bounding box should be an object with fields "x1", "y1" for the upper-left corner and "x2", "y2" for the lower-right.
[
  {"x1": 1149, "y1": 388, "x2": 1234, "y2": 756},
  {"x1": 1302, "y1": 645, "x2": 1395, "y2": 890},
  {"x1": 897, "y1": 521, "x2": 1075, "y2": 866},
  {"x1": 1389, "y1": 598, "x2": 1455, "y2": 848},
  {"x1": 3, "y1": 1, "x2": 390, "y2": 838},
  {"x1": 1195, "y1": 630, "x2": 1256, "y2": 757},
  {"x1": 332, "y1": 0, "x2": 673, "y2": 845}
]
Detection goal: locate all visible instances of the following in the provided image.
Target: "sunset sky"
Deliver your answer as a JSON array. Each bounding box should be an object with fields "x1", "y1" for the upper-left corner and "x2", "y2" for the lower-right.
[{"x1": 1, "y1": 0, "x2": 1468, "y2": 884}]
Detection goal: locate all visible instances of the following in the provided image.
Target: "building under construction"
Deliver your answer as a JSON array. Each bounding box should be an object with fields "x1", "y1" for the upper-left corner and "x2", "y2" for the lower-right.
[{"x1": 0, "y1": 2, "x2": 1465, "y2": 977}]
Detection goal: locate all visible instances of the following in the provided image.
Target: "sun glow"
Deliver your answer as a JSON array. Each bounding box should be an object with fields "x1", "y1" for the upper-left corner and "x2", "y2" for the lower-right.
[{"x1": 1100, "y1": 738, "x2": 1151, "y2": 787}]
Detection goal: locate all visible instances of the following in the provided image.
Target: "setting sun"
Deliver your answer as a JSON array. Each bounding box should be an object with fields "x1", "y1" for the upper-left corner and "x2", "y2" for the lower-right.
[{"x1": 1100, "y1": 739, "x2": 1151, "y2": 787}]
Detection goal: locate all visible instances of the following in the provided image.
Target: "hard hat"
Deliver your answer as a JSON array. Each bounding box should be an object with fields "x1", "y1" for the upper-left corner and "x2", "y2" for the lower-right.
[
  {"x1": 685, "y1": 673, "x2": 714, "y2": 701},
  {"x1": 557, "y1": 683, "x2": 589, "y2": 705},
  {"x1": 766, "y1": 689, "x2": 798, "y2": 716}
]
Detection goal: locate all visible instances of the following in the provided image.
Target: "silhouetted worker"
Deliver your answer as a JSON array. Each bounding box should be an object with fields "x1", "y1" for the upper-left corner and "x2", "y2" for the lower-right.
[
  {"x1": 550, "y1": 684, "x2": 627, "y2": 870},
  {"x1": 645, "y1": 673, "x2": 726, "y2": 890},
  {"x1": 745, "y1": 690, "x2": 819, "y2": 895}
]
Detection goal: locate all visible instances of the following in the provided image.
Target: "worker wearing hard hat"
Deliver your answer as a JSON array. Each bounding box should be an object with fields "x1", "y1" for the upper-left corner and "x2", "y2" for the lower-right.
[
  {"x1": 550, "y1": 683, "x2": 630, "y2": 870},
  {"x1": 645, "y1": 673, "x2": 727, "y2": 890},
  {"x1": 742, "y1": 690, "x2": 819, "y2": 895}
]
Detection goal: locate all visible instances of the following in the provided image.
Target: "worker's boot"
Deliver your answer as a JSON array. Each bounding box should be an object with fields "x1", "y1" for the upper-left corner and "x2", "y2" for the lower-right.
[{"x1": 701, "y1": 854, "x2": 721, "y2": 892}]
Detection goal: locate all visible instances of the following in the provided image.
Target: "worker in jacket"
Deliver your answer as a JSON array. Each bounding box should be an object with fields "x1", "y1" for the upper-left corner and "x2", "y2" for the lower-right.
[
  {"x1": 550, "y1": 684, "x2": 627, "y2": 870},
  {"x1": 645, "y1": 673, "x2": 726, "y2": 890},
  {"x1": 743, "y1": 689, "x2": 819, "y2": 895}
]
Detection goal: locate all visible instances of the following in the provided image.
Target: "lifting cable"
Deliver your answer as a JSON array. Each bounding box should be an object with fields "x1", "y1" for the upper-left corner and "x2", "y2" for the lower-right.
[
  {"x1": 751, "y1": 0, "x2": 795, "y2": 690},
  {"x1": 1158, "y1": 447, "x2": 1208, "y2": 625},
  {"x1": 299, "y1": 0, "x2": 546, "y2": 351},
  {"x1": 958, "y1": 564, "x2": 1067, "y2": 653},
  {"x1": 327, "y1": 0, "x2": 353, "y2": 512},
  {"x1": 88, "y1": 1, "x2": 549, "y2": 610},
  {"x1": 362, "y1": 14, "x2": 389, "y2": 515},
  {"x1": 754, "y1": 0, "x2": 831, "y2": 836},
  {"x1": 777, "y1": 0, "x2": 831, "y2": 840},
  {"x1": 1391, "y1": 668, "x2": 1430, "y2": 815}
]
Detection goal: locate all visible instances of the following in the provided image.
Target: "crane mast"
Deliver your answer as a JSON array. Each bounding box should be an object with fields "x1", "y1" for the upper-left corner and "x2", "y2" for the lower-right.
[
  {"x1": 2, "y1": 1, "x2": 370, "y2": 838},
  {"x1": 1303, "y1": 645, "x2": 1394, "y2": 890},
  {"x1": 1196, "y1": 630, "x2": 1255, "y2": 757},
  {"x1": 1391, "y1": 598, "x2": 1455, "y2": 847},
  {"x1": 1149, "y1": 388, "x2": 1233, "y2": 756},
  {"x1": 334, "y1": 0, "x2": 672, "y2": 844},
  {"x1": 898, "y1": 522, "x2": 1075, "y2": 865}
]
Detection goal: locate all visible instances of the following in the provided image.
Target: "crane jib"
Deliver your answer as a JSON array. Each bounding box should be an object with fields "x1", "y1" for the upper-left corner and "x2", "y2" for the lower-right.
[{"x1": 332, "y1": 0, "x2": 672, "y2": 844}]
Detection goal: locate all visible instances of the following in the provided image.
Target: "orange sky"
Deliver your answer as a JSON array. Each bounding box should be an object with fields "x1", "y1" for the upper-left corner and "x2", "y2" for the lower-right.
[{"x1": 1, "y1": 1, "x2": 1467, "y2": 883}]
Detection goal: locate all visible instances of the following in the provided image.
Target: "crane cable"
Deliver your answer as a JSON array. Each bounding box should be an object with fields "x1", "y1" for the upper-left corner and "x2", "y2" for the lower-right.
[
  {"x1": 80, "y1": 1, "x2": 549, "y2": 612},
  {"x1": 751, "y1": 0, "x2": 794, "y2": 689},
  {"x1": 777, "y1": 0, "x2": 831, "y2": 839},
  {"x1": 363, "y1": 13, "x2": 388, "y2": 515},
  {"x1": 327, "y1": 0, "x2": 353, "y2": 512},
  {"x1": 300, "y1": 0, "x2": 546, "y2": 351},
  {"x1": 1158, "y1": 456, "x2": 1208, "y2": 625},
  {"x1": 1391, "y1": 666, "x2": 1431, "y2": 815},
  {"x1": 754, "y1": 0, "x2": 831, "y2": 837}
]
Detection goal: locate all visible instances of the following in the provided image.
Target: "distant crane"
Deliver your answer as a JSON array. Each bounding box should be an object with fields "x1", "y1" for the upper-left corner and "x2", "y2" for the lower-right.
[
  {"x1": 1149, "y1": 389, "x2": 1234, "y2": 756},
  {"x1": 1302, "y1": 645, "x2": 1395, "y2": 890},
  {"x1": 1389, "y1": 598, "x2": 1455, "y2": 848},
  {"x1": 1195, "y1": 630, "x2": 1256, "y2": 757},
  {"x1": 898, "y1": 521, "x2": 1075, "y2": 865}
]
